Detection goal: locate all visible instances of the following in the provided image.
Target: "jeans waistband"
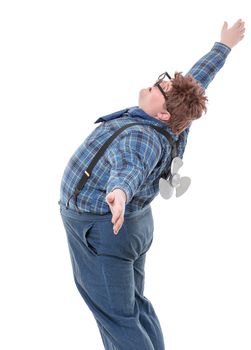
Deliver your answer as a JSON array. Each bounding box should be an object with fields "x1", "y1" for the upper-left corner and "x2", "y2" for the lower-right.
[{"x1": 58, "y1": 200, "x2": 151, "y2": 222}]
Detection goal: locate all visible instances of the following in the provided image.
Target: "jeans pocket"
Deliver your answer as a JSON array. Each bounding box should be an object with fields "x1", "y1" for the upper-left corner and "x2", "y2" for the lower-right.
[{"x1": 82, "y1": 222, "x2": 100, "y2": 256}]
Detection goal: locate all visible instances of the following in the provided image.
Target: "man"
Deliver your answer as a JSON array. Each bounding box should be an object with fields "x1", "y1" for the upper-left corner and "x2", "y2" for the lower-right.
[{"x1": 58, "y1": 20, "x2": 245, "y2": 350}]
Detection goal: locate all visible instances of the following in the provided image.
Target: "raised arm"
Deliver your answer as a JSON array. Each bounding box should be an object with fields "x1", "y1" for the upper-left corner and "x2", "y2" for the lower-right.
[
  {"x1": 186, "y1": 19, "x2": 245, "y2": 90},
  {"x1": 178, "y1": 20, "x2": 245, "y2": 157}
]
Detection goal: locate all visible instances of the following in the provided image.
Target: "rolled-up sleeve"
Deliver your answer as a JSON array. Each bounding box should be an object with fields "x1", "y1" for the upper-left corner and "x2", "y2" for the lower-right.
[{"x1": 105, "y1": 129, "x2": 162, "y2": 204}]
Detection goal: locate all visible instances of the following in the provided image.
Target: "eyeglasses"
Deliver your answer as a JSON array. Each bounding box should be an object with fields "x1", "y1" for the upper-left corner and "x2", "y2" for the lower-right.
[{"x1": 154, "y1": 72, "x2": 172, "y2": 101}]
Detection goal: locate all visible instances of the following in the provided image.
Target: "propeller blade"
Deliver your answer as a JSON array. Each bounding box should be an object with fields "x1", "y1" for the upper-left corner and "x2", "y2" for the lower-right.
[
  {"x1": 176, "y1": 177, "x2": 191, "y2": 197},
  {"x1": 159, "y1": 178, "x2": 174, "y2": 199},
  {"x1": 171, "y1": 157, "x2": 183, "y2": 175}
]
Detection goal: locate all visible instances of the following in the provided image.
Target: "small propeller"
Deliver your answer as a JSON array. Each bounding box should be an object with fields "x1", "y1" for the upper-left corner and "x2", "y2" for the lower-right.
[{"x1": 159, "y1": 157, "x2": 191, "y2": 199}]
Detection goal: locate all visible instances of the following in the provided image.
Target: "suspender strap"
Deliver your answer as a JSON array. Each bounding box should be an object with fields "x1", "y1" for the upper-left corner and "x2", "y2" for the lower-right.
[{"x1": 66, "y1": 122, "x2": 178, "y2": 212}]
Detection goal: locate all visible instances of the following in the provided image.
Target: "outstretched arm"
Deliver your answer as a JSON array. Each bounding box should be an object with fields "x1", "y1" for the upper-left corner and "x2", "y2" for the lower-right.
[
  {"x1": 187, "y1": 19, "x2": 245, "y2": 90},
  {"x1": 179, "y1": 20, "x2": 245, "y2": 156}
]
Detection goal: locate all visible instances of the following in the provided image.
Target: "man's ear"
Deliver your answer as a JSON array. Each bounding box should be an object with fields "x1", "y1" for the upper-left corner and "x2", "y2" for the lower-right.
[{"x1": 157, "y1": 111, "x2": 171, "y2": 122}]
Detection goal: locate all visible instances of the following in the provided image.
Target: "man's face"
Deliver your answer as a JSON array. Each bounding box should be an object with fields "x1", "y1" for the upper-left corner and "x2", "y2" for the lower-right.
[{"x1": 138, "y1": 81, "x2": 172, "y2": 117}]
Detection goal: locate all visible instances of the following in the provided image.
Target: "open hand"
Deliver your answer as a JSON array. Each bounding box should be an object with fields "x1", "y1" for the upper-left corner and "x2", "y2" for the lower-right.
[
  {"x1": 105, "y1": 189, "x2": 127, "y2": 235},
  {"x1": 220, "y1": 19, "x2": 245, "y2": 48}
]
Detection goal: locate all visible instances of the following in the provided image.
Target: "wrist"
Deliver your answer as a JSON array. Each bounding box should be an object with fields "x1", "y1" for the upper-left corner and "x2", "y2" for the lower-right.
[
  {"x1": 112, "y1": 188, "x2": 127, "y2": 202},
  {"x1": 219, "y1": 40, "x2": 232, "y2": 49}
]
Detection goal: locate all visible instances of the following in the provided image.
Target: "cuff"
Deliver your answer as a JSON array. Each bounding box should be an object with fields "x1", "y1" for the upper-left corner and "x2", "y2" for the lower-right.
[{"x1": 213, "y1": 41, "x2": 232, "y2": 56}]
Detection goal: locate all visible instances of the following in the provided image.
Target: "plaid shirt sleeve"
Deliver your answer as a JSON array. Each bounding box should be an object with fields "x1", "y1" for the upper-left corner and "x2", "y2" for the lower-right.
[
  {"x1": 186, "y1": 42, "x2": 231, "y2": 89},
  {"x1": 106, "y1": 129, "x2": 163, "y2": 203},
  {"x1": 180, "y1": 42, "x2": 232, "y2": 141}
]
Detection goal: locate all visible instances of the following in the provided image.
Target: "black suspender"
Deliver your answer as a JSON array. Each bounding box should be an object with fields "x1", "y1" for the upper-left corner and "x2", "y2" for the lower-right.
[{"x1": 66, "y1": 122, "x2": 179, "y2": 213}]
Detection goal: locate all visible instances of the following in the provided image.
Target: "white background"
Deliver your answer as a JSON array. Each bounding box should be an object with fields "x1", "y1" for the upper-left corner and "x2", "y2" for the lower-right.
[{"x1": 0, "y1": 1, "x2": 250, "y2": 349}]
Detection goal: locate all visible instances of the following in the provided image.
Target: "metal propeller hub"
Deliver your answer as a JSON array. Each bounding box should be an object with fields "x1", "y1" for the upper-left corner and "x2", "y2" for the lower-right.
[{"x1": 170, "y1": 173, "x2": 181, "y2": 187}]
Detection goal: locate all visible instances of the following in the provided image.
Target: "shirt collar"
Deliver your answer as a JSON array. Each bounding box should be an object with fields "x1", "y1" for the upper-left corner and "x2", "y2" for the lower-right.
[
  {"x1": 127, "y1": 107, "x2": 179, "y2": 141},
  {"x1": 94, "y1": 106, "x2": 179, "y2": 141}
]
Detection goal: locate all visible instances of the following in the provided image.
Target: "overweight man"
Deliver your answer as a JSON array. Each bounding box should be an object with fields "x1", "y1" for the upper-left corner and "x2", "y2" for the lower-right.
[{"x1": 58, "y1": 20, "x2": 245, "y2": 350}]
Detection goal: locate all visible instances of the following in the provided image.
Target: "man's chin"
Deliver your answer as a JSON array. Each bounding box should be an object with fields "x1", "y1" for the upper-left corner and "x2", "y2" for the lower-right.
[
  {"x1": 138, "y1": 100, "x2": 143, "y2": 109},
  {"x1": 138, "y1": 90, "x2": 146, "y2": 105}
]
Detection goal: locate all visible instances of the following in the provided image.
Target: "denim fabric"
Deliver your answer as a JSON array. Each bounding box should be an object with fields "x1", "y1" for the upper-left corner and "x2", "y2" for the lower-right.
[{"x1": 59, "y1": 202, "x2": 165, "y2": 350}]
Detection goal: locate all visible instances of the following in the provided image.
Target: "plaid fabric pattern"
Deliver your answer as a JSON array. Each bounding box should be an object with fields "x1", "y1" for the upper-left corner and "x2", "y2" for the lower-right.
[
  {"x1": 59, "y1": 42, "x2": 231, "y2": 214},
  {"x1": 187, "y1": 42, "x2": 231, "y2": 89}
]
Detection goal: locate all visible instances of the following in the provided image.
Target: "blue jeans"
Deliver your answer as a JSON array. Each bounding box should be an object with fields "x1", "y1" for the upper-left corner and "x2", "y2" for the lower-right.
[{"x1": 59, "y1": 202, "x2": 165, "y2": 350}]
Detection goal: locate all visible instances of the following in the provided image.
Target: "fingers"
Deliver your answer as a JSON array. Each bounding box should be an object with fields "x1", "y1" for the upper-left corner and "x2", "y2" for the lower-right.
[
  {"x1": 112, "y1": 206, "x2": 124, "y2": 225},
  {"x1": 233, "y1": 19, "x2": 245, "y2": 29},
  {"x1": 112, "y1": 210, "x2": 124, "y2": 235},
  {"x1": 236, "y1": 20, "x2": 246, "y2": 40},
  {"x1": 113, "y1": 217, "x2": 123, "y2": 235},
  {"x1": 234, "y1": 19, "x2": 244, "y2": 26},
  {"x1": 225, "y1": 19, "x2": 246, "y2": 46},
  {"x1": 111, "y1": 209, "x2": 121, "y2": 225}
]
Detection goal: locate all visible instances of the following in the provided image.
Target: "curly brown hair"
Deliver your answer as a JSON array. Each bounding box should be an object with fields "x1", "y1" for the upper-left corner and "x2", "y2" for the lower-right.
[{"x1": 163, "y1": 72, "x2": 208, "y2": 134}]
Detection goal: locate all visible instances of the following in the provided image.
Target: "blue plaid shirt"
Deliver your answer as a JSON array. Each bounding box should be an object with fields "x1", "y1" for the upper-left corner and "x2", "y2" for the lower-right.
[{"x1": 59, "y1": 42, "x2": 231, "y2": 214}]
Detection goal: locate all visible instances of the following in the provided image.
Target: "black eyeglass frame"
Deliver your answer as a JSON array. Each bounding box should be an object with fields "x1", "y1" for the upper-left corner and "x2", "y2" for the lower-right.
[{"x1": 154, "y1": 72, "x2": 172, "y2": 101}]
